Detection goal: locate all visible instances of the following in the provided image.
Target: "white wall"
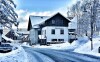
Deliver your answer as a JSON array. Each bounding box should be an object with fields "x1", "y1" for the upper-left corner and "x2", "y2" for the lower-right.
[
  {"x1": 42, "y1": 26, "x2": 68, "y2": 42},
  {"x1": 30, "y1": 29, "x2": 38, "y2": 45},
  {"x1": 68, "y1": 22, "x2": 77, "y2": 29}
]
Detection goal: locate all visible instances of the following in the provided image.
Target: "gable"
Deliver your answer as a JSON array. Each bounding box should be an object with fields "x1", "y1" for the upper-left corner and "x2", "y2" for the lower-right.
[
  {"x1": 5, "y1": 30, "x2": 17, "y2": 40},
  {"x1": 27, "y1": 18, "x2": 32, "y2": 31},
  {"x1": 41, "y1": 13, "x2": 70, "y2": 27},
  {"x1": 27, "y1": 13, "x2": 70, "y2": 30}
]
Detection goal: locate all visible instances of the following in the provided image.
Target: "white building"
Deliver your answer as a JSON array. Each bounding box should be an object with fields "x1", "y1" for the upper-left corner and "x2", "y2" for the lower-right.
[
  {"x1": 27, "y1": 13, "x2": 70, "y2": 45},
  {"x1": 68, "y1": 16, "x2": 77, "y2": 43},
  {"x1": 42, "y1": 26, "x2": 68, "y2": 43}
]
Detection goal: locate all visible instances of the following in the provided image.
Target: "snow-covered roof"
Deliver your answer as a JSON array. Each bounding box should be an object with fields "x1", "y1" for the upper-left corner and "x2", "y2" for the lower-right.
[
  {"x1": 14, "y1": 31, "x2": 19, "y2": 36},
  {"x1": 29, "y1": 12, "x2": 70, "y2": 28},
  {"x1": 2, "y1": 35, "x2": 14, "y2": 42},
  {"x1": 70, "y1": 16, "x2": 77, "y2": 22},
  {"x1": 17, "y1": 28, "x2": 29, "y2": 34},
  {"x1": 33, "y1": 25, "x2": 40, "y2": 28},
  {"x1": 3, "y1": 28, "x2": 10, "y2": 35},
  {"x1": 68, "y1": 16, "x2": 77, "y2": 29},
  {"x1": 17, "y1": 31, "x2": 29, "y2": 35},
  {"x1": 29, "y1": 16, "x2": 50, "y2": 27},
  {"x1": 39, "y1": 35, "x2": 46, "y2": 39},
  {"x1": 68, "y1": 22, "x2": 77, "y2": 29}
]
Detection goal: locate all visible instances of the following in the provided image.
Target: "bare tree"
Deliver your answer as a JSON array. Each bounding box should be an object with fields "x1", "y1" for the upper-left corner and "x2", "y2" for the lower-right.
[{"x1": 68, "y1": 0, "x2": 100, "y2": 50}]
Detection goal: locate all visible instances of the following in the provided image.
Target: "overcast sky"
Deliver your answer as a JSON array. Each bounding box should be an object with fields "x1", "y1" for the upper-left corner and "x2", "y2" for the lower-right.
[{"x1": 13, "y1": 0, "x2": 78, "y2": 29}]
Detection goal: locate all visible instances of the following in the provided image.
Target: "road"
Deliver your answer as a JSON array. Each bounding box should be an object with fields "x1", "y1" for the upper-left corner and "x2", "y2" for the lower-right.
[{"x1": 23, "y1": 47, "x2": 100, "y2": 62}]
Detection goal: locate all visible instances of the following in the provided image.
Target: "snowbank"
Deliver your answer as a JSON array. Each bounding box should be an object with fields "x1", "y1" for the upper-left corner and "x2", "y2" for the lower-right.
[
  {"x1": 34, "y1": 42, "x2": 78, "y2": 50},
  {"x1": 0, "y1": 44, "x2": 28, "y2": 62},
  {"x1": 77, "y1": 36, "x2": 89, "y2": 45},
  {"x1": 33, "y1": 36, "x2": 89, "y2": 51},
  {"x1": 74, "y1": 37, "x2": 100, "y2": 56},
  {"x1": 21, "y1": 42, "x2": 31, "y2": 47}
]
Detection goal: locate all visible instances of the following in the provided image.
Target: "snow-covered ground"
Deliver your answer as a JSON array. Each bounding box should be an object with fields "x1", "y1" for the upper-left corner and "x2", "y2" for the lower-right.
[
  {"x1": 33, "y1": 42, "x2": 76, "y2": 50},
  {"x1": 33, "y1": 36, "x2": 100, "y2": 57},
  {"x1": 21, "y1": 42, "x2": 31, "y2": 47},
  {"x1": 33, "y1": 36, "x2": 88, "y2": 50},
  {"x1": 0, "y1": 44, "x2": 28, "y2": 62},
  {"x1": 0, "y1": 35, "x2": 28, "y2": 62},
  {"x1": 17, "y1": 35, "x2": 100, "y2": 61},
  {"x1": 74, "y1": 36, "x2": 100, "y2": 57}
]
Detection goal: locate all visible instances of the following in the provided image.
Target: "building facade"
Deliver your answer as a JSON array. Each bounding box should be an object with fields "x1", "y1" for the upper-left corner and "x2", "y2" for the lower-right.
[
  {"x1": 42, "y1": 26, "x2": 68, "y2": 43},
  {"x1": 28, "y1": 13, "x2": 70, "y2": 45}
]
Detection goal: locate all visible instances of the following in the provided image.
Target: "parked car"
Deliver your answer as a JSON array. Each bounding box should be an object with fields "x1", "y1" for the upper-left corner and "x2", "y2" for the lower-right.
[{"x1": 0, "y1": 43, "x2": 12, "y2": 53}]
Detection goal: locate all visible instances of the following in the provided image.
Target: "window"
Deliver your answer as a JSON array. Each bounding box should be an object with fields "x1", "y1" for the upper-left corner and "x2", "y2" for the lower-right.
[
  {"x1": 52, "y1": 39, "x2": 57, "y2": 41},
  {"x1": 60, "y1": 29, "x2": 64, "y2": 34},
  {"x1": 58, "y1": 39, "x2": 64, "y2": 42},
  {"x1": 68, "y1": 29, "x2": 75, "y2": 32},
  {"x1": 51, "y1": 29, "x2": 55, "y2": 34},
  {"x1": 44, "y1": 30, "x2": 46, "y2": 35},
  {"x1": 52, "y1": 20, "x2": 55, "y2": 24}
]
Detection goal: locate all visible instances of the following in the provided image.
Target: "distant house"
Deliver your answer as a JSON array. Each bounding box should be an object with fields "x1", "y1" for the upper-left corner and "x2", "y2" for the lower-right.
[
  {"x1": 5, "y1": 30, "x2": 17, "y2": 40},
  {"x1": 16, "y1": 29, "x2": 30, "y2": 43},
  {"x1": 28, "y1": 13, "x2": 70, "y2": 45}
]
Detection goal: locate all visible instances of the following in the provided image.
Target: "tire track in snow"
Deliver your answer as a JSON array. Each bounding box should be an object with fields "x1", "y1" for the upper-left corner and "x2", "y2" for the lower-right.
[
  {"x1": 57, "y1": 50, "x2": 100, "y2": 61},
  {"x1": 23, "y1": 47, "x2": 100, "y2": 62},
  {"x1": 24, "y1": 47, "x2": 55, "y2": 62},
  {"x1": 34, "y1": 49, "x2": 85, "y2": 62},
  {"x1": 33, "y1": 48, "x2": 100, "y2": 62}
]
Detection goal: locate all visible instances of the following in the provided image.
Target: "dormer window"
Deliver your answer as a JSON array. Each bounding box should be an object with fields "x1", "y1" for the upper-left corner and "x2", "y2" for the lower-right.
[{"x1": 52, "y1": 20, "x2": 55, "y2": 24}]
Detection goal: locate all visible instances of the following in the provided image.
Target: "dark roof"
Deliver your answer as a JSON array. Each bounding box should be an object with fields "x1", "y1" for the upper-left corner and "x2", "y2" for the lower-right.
[
  {"x1": 28, "y1": 12, "x2": 70, "y2": 30},
  {"x1": 44, "y1": 12, "x2": 70, "y2": 22},
  {"x1": 5, "y1": 30, "x2": 17, "y2": 40}
]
